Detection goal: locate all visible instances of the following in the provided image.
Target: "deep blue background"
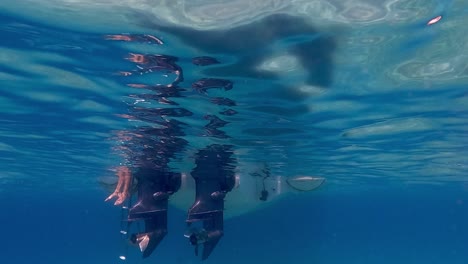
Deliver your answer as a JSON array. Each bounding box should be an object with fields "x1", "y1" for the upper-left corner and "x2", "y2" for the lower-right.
[{"x1": 3, "y1": 185, "x2": 468, "y2": 264}]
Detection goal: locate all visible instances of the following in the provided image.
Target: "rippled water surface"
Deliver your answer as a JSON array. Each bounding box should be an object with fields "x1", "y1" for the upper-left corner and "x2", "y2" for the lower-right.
[{"x1": 1, "y1": 1, "x2": 468, "y2": 264}]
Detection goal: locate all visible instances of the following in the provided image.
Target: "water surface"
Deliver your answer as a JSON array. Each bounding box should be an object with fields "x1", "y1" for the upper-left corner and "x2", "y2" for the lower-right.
[{"x1": 0, "y1": 1, "x2": 467, "y2": 263}]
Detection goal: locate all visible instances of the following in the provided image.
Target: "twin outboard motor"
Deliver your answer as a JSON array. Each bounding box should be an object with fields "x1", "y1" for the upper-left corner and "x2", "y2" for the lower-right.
[{"x1": 127, "y1": 144, "x2": 235, "y2": 260}]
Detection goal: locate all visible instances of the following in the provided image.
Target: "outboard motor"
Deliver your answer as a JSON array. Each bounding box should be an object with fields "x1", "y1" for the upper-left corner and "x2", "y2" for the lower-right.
[
  {"x1": 128, "y1": 168, "x2": 181, "y2": 258},
  {"x1": 185, "y1": 144, "x2": 236, "y2": 260}
]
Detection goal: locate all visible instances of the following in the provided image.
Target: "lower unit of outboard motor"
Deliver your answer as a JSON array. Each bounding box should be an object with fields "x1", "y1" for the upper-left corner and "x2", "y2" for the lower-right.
[
  {"x1": 127, "y1": 168, "x2": 181, "y2": 258},
  {"x1": 185, "y1": 144, "x2": 236, "y2": 260}
]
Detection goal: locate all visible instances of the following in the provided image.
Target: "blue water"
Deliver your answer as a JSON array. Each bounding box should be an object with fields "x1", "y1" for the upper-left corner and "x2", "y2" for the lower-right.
[{"x1": 1, "y1": 1, "x2": 468, "y2": 264}]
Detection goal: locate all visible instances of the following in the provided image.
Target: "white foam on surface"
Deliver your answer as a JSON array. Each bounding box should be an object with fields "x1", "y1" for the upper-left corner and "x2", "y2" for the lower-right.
[
  {"x1": 258, "y1": 54, "x2": 301, "y2": 73},
  {"x1": 0, "y1": 0, "x2": 457, "y2": 31},
  {"x1": 71, "y1": 100, "x2": 113, "y2": 112},
  {"x1": 342, "y1": 117, "x2": 435, "y2": 138},
  {"x1": 78, "y1": 116, "x2": 122, "y2": 128}
]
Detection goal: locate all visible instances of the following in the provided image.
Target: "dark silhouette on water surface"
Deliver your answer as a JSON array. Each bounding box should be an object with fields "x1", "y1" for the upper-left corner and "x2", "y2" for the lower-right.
[{"x1": 144, "y1": 14, "x2": 336, "y2": 92}]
